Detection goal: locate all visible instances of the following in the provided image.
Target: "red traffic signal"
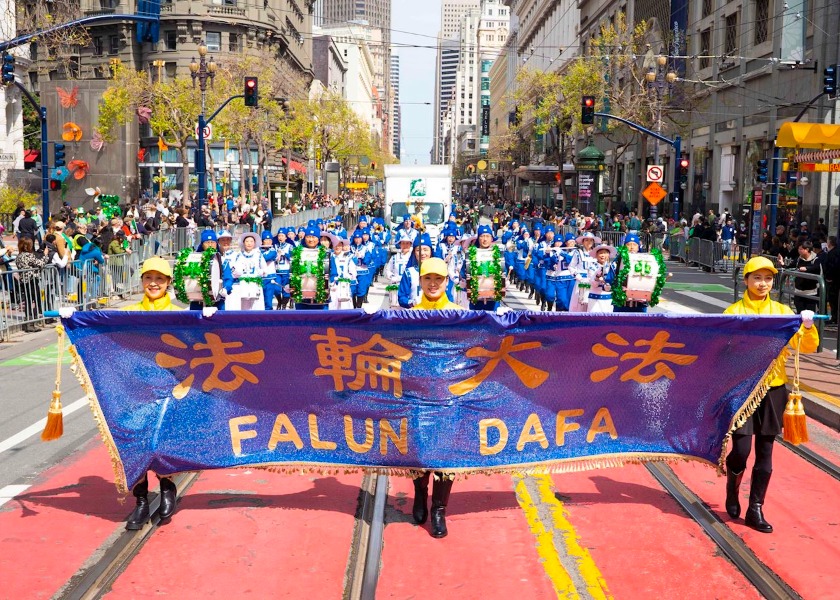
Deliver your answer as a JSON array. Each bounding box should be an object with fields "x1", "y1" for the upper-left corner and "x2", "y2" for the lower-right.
[
  {"x1": 49, "y1": 179, "x2": 61, "y2": 191},
  {"x1": 244, "y1": 76, "x2": 258, "y2": 107},
  {"x1": 554, "y1": 172, "x2": 562, "y2": 182},
  {"x1": 581, "y1": 96, "x2": 595, "y2": 124},
  {"x1": 679, "y1": 158, "x2": 690, "y2": 169}
]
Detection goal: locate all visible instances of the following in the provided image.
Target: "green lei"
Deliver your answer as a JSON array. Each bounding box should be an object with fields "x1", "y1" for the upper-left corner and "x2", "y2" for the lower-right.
[
  {"x1": 290, "y1": 244, "x2": 328, "y2": 303},
  {"x1": 385, "y1": 284, "x2": 399, "y2": 292},
  {"x1": 467, "y1": 245, "x2": 503, "y2": 304},
  {"x1": 611, "y1": 247, "x2": 667, "y2": 307},
  {"x1": 173, "y1": 247, "x2": 217, "y2": 306}
]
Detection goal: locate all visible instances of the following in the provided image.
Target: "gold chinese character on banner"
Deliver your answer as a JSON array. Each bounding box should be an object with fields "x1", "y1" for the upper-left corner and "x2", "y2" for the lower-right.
[
  {"x1": 310, "y1": 328, "x2": 413, "y2": 398},
  {"x1": 590, "y1": 331, "x2": 698, "y2": 384},
  {"x1": 449, "y1": 335, "x2": 548, "y2": 396}
]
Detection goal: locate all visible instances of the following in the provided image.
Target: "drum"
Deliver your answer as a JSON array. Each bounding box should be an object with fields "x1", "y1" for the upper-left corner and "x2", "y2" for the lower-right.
[
  {"x1": 624, "y1": 253, "x2": 660, "y2": 303},
  {"x1": 300, "y1": 274, "x2": 317, "y2": 299},
  {"x1": 336, "y1": 280, "x2": 352, "y2": 302},
  {"x1": 389, "y1": 289, "x2": 399, "y2": 306},
  {"x1": 577, "y1": 282, "x2": 591, "y2": 305},
  {"x1": 238, "y1": 281, "x2": 261, "y2": 299},
  {"x1": 183, "y1": 253, "x2": 222, "y2": 302}
]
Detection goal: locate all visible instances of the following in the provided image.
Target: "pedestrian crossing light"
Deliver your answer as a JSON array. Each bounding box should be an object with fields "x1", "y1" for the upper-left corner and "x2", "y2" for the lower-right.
[
  {"x1": 755, "y1": 159, "x2": 768, "y2": 184},
  {"x1": 49, "y1": 179, "x2": 61, "y2": 191},
  {"x1": 581, "y1": 96, "x2": 595, "y2": 125},
  {"x1": 244, "y1": 77, "x2": 258, "y2": 107},
  {"x1": 1, "y1": 53, "x2": 15, "y2": 85},
  {"x1": 824, "y1": 65, "x2": 838, "y2": 98},
  {"x1": 54, "y1": 143, "x2": 66, "y2": 168}
]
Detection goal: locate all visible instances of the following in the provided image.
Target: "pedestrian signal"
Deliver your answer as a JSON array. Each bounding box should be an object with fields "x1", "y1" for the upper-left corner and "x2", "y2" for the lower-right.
[
  {"x1": 1, "y1": 53, "x2": 15, "y2": 85},
  {"x1": 581, "y1": 96, "x2": 595, "y2": 125},
  {"x1": 755, "y1": 159, "x2": 768, "y2": 184},
  {"x1": 49, "y1": 179, "x2": 61, "y2": 191},
  {"x1": 244, "y1": 77, "x2": 258, "y2": 107},
  {"x1": 54, "y1": 143, "x2": 66, "y2": 168},
  {"x1": 824, "y1": 65, "x2": 838, "y2": 98}
]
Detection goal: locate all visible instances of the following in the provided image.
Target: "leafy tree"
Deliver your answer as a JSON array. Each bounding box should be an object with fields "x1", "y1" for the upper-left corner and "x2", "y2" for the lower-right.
[
  {"x1": 22, "y1": 93, "x2": 41, "y2": 151},
  {"x1": 0, "y1": 184, "x2": 38, "y2": 214}
]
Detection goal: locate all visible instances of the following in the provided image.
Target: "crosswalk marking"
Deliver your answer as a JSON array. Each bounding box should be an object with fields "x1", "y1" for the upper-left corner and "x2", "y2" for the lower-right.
[{"x1": 0, "y1": 484, "x2": 31, "y2": 509}]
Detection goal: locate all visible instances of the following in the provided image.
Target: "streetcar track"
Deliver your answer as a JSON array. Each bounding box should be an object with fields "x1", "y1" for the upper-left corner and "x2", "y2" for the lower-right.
[
  {"x1": 776, "y1": 437, "x2": 840, "y2": 481},
  {"x1": 645, "y1": 463, "x2": 802, "y2": 600},
  {"x1": 344, "y1": 473, "x2": 388, "y2": 600},
  {"x1": 57, "y1": 472, "x2": 199, "y2": 600}
]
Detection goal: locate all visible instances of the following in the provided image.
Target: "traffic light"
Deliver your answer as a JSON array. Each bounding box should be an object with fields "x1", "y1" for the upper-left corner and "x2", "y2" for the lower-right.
[
  {"x1": 54, "y1": 143, "x2": 66, "y2": 168},
  {"x1": 679, "y1": 157, "x2": 689, "y2": 186},
  {"x1": 755, "y1": 159, "x2": 768, "y2": 184},
  {"x1": 1, "y1": 53, "x2": 15, "y2": 85},
  {"x1": 244, "y1": 77, "x2": 258, "y2": 107},
  {"x1": 823, "y1": 65, "x2": 838, "y2": 98},
  {"x1": 581, "y1": 96, "x2": 595, "y2": 125},
  {"x1": 371, "y1": 161, "x2": 376, "y2": 170}
]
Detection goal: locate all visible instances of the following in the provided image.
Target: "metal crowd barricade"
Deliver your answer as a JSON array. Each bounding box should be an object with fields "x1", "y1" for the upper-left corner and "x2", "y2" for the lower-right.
[
  {"x1": 0, "y1": 264, "x2": 63, "y2": 340},
  {"x1": 170, "y1": 227, "x2": 195, "y2": 255},
  {"x1": 778, "y1": 269, "x2": 826, "y2": 351},
  {"x1": 104, "y1": 252, "x2": 140, "y2": 300},
  {"x1": 667, "y1": 233, "x2": 687, "y2": 261}
]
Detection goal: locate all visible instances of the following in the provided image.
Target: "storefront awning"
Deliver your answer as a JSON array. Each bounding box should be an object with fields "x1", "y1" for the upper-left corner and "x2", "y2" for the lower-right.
[
  {"x1": 281, "y1": 157, "x2": 307, "y2": 174},
  {"x1": 776, "y1": 122, "x2": 840, "y2": 149},
  {"x1": 23, "y1": 149, "x2": 39, "y2": 164}
]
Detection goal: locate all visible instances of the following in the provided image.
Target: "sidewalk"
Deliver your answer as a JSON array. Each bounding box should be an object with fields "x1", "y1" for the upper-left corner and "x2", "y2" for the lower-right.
[{"x1": 788, "y1": 349, "x2": 840, "y2": 430}]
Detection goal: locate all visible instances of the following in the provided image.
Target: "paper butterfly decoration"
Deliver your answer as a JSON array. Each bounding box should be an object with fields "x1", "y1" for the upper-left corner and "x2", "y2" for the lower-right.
[
  {"x1": 90, "y1": 131, "x2": 105, "y2": 152},
  {"x1": 56, "y1": 86, "x2": 79, "y2": 109},
  {"x1": 136, "y1": 106, "x2": 152, "y2": 124}
]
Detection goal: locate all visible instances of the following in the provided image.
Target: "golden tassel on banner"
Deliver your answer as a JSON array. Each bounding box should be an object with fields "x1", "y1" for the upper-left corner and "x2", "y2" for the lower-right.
[
  {"x1": 41, "y1": 324, "x2": 66, "y2": 441},
  {"x1": 783, "y1": 335, "x2": 808, "y2": 444}
]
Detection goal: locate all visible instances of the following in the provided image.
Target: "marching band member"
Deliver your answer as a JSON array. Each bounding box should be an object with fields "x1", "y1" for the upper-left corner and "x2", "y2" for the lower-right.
[
  {"x1": 723, "y1": 256, "x2": 819, "y2": 533},
  {"x1": 532, "y1": 225, "x2": 553, "y2": 310},
  {"x1": 461, "y1": 224, "x2": 504, "y2": 311},
  {"x1": 289, "y1": 225, "x2": 332, "y2": 310},
  {"x1": 398, "y1": 214, "x2": 418, "y2": 244},
  {"x1": 436, "y1": 224, "x2": 465, "y2": 303},
  {"x1": 274, "y1": 228, "x2": 294, "y2": 309},
  {"x1": 329, "y1": 233, "x2": 356, "y2": 310},
  {"x1": 514, "y1": 228, "x2": 532, "y2": 293},
  {"x1": 260, "y1": 231, "x2": 283, "y2": 310},
  {"x1": 587, "y1": 244, "x2": 616, "y2": 313},
  {"x1": 568, "y1": 232, "x2": 601, "y2": 313},
  {"x1": 227, "y1": 232, "x2": 268, "y2": 311},
  {"x1": 606, "y1": 233, "x2": 648, "y2": 313},
  {"x1": 501, "y1": 220, "x2": 519, "y2": 286},
  {"x1": 397, "y1": 233, "x2": 433, "y2": 308},
  {"x1": 350, "y1": 229, "x2": 374, "y2": 309},
  {"x1": 386, "y1": 230, "x2": 414, "y2": 306},
  {"x1": 410, "y1": 256, "x2": 463, "y2": 538},
  {"x1": 187, "y1": 230, "x2": 232, "y2": 311},
  {"x1": 543, "y1": 234, "x2": 576, "y2": 312}
]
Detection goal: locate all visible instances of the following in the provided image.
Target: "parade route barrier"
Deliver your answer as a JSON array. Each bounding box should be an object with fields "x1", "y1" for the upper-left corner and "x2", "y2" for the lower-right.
[{"x1": 59, "y1": 310, "x2": 801, "y2": 494}]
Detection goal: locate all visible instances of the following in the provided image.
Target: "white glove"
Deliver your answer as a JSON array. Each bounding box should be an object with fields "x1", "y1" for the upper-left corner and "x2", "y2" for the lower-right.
[
  {"x1": 283, "y1": 285, "x2": 291, "y2": 293},
  {"x1": 495, "y1": 305, "x2": 512, "y2": 315},
  {"x1": 202, "y1": 307, "x2": 218, "y2": 318},
  {"x1": 800, "y1": 310, "x2": 814, "y2": 329},
  {"x1": 59, "y1": 307, "x2": 76, "y2": 319}
]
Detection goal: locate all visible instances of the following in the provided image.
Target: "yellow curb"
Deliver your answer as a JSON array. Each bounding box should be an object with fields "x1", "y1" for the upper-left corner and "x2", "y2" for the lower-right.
[{"x1": 798, "y1": 381, "x2": 840, "y2": 408}]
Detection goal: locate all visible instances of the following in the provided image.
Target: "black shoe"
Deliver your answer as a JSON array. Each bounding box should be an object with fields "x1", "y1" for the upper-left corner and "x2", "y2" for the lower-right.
[
  {"x1": 431, "y1": 507, "x2": 448, "y2": 538},
  {"x1": 528, "y1": 290, "x2": 535, "y2": 299},
  {"x1": 541, "y1": 302, "x2": 546, "y2": 311},
  {"x1": 125, "y1": 495, "x2": 150, "y2": 530},
  {"x1": 744, "y1": 469, "x2": 773, "y2": 533},
  {"x1": 725, "y1": 469, "x2": 744, "y2": 519},
  {"x1": 158, "y1": 477, "x2": 177, "y2": 521},
  {"x1": 412, "y1": 473, "x2": 430, "y2": 524}
]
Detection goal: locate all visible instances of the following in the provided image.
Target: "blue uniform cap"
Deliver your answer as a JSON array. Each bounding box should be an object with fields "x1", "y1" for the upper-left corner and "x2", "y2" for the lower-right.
[
  {"x1": 304, "y1": 225, "x2": 321, "y2": 238},
  {"x1": 396, "y1": 230, "x2": 413, "y2": 244},
  {"x1": 477, "y1": 224, "x2": 494, "y2": 238},
  {"x1": 402, "y1": 214, "x2": 412, "y2": 223},
  {"x1": 361, "y1": 227, "x2": 371, "y2": 237},
  {"x1": 413, "y1": 233, "x2": 433, "y2": 249},
  {"x1": 307, "y1": 220, "x2": 317, "y2": 228},
  {"x1": 261, "y1": 230, "x2": 273, "y2": 241},
  {"x1": 200, "y1": 230, "x2": 218, "y2": 244},
  {"x1": 533, "y1": 222, "x2": 543, "y2": 230},
  {"x1": 544, "y1": 225, "x2": 555, "y2": 234},
  {"x1": 352, "y1": 229, "x2": 363, "y2": 239},
  {"x1": 564, "y1": 233, "x2": 576, "y2": 243},
  {"x1": 624, "y1": 233, "x2": 641, "y2": 246}
]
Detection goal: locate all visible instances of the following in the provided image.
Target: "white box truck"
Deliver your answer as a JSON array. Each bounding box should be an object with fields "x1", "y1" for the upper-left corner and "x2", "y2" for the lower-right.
[{"x1": 384, "y1": 165, "x2": 452, "y2": 249}]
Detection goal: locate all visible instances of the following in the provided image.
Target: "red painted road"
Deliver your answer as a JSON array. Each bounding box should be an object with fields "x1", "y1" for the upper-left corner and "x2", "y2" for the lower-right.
[
  {"x1": 105, "y1": 469, "x2": 362, "y2": 598},
  {"x1": 378, "y1": 474, "x2": 559, "y2": 599},
  {"x1": 548, "y1": 466, "x2": 761, "y2": 599},
  {"x1": 0, "y1": 439, "x2": 129, "y2": 599}
]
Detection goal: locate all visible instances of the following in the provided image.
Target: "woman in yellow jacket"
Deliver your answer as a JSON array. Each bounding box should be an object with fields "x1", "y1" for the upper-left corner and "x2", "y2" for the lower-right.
[
  {"x1": 723, "y1": 256, "x2": 818, "y2": 533},
  {"x1": 411, "y1": 257, "x2": 462, "y2": 537}
]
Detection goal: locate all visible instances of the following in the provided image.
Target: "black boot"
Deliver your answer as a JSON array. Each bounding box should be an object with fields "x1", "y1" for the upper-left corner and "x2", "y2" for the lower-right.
[
  {"x1": 518, "y1": 282, "x2": 525, "y2": 291},
  {"x1": 541, "y1": 301, "x2": 547, "y2": 311},
  {"x1": 725, "y1": 469, "x2": 744, "y2": 519},
  {"x1": 412, "y1": 472, "x2": 430, "y2": 524},
  {"x1": 528, "y1": 286, "x2": 535, "y2": 300},
  {"x1": 430, "y1": 475, "x2": 454, "y2": 538},
  {"x1": 125, "y1": 476, "x2": 150, "y2": 530},
  {"x1": 744, "y1": 469, "x2": 773, "y2": 533},
  {"x1": 158, "y1": 476, "x2": 177, "y2": 521}
]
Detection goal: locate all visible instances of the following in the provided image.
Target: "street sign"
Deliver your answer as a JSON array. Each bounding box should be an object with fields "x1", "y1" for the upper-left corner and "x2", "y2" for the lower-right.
[
  {"x1": 194, "y1": 123, "x2": 213, "y2": 141},
  {"x1": 646, "y1": 165, "x2": 664, "y2": 182},
  {"x1": 642, "y1": 182, "x2": 667, "y2": 205}
]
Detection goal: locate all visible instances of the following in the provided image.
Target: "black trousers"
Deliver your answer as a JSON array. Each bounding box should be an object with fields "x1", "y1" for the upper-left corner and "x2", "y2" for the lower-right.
[{"x1": 726, "y1": 433, "x2": 775, "y2": 474}]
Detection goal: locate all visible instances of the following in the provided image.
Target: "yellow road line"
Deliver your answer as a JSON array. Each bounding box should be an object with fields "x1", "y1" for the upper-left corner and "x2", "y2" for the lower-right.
[
  {"x1": 514, "y1": 474, "x2": 611, "y2": 600},
  {"x1": 799, "y1": 382, "x2": 840, "y2": 408}
]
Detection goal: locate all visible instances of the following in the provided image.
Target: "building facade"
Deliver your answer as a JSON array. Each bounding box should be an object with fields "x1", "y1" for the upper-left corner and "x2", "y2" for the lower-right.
[{"x1": 390, "y1": 54, "x2": 401, "y2": 160}]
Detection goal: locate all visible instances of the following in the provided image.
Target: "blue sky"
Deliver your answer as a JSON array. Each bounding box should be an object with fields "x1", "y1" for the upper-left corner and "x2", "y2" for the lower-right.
[{"x1": 392, "y1": 1, "x2": 441, "y2": 165}]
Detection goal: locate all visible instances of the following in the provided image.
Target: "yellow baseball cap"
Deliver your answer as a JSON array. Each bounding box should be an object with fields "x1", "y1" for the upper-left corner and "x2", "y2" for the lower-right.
[
  {"x1": 140, "y1": 256, "x2": 173, "y2": 278},
  {"x1": 742, "y1": 256, "x2": 778, "y2": 276},
  {"x1": 419, "y1": 257, "x2": 449, "y2": 278}
]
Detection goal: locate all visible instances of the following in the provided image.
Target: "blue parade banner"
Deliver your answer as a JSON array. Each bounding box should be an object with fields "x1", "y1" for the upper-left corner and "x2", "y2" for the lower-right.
[{"x1": 60, "y1": 311, "x2": 801, "y2": 493}]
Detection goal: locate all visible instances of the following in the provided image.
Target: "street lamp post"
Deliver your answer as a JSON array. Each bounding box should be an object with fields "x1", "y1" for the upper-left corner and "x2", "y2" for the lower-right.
[
  {"x1": 645, "y1": 48, "x2": 676, "y2": 220},
  {"x1": 189, "y1": 43, "x2": 216, "y2": 209}
]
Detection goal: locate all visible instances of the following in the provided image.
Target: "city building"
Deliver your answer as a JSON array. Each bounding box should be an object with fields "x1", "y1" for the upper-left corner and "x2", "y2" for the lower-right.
[{"x1": 390, "y1": 54, "x2": 401, "y2": 160}]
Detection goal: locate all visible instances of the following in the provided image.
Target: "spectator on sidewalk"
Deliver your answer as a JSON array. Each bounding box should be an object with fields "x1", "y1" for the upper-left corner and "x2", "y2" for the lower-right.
[
  {"x1": 793, "y1": 240, "x2": 821, "y2": 314},
  {"x1": 824, "y1": 236, "x2": 840, "y2": 324},
  {"x1": 14, "y1": 236, "x2": 49, "y2": 332}
]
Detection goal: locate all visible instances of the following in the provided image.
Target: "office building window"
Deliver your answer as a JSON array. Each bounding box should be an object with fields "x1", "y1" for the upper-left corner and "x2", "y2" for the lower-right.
[
  {"x1": 702, "y1": 0, "x2": 712, "y2": 18},
  {"x1": 754, "y1": 0, "x2": 769, "y2": 45},
  {"x1": 93, "y1": 37, "x2": 103, "y2": 56},
  {"x1": 165, "y1": 31, "x2": 177, "y2": 50},
  {"x1": 725, "y1": 12, "x2": 739, "y2": 56},
  {"x1": 229, "y1": 33, "x2": 240, "y2": 52},
  {"x1": 109, "y1": 35, "x2": 120, "y2": 55},
  {"x1": 206, "y1": 32, "x2": 221, "y2": 52},
  {"x1": 700, "y1": 29, "x2": 711, "y2": 69}
]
